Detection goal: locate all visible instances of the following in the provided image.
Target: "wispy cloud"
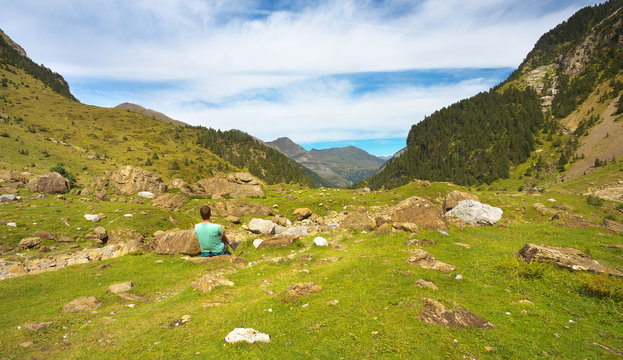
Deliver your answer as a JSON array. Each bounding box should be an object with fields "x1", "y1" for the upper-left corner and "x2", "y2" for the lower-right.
[{"x1": 0, "y1": 0, "x2": 601, "y2": 154}]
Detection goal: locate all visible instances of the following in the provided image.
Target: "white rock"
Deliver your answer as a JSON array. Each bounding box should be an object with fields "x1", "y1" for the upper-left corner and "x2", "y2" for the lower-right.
[
  {"x1": 445, "y1": 200, "x2": 503, "y2": 226},
  {"x1": 437, "y1": 229, "x2": 449, "y2": 236},
  {"x1": 547, "y1": 198, "x2": 556, "y2": 202},
  {"x1": 124, "y1": 214, "x2": 133, "y2": 218},
  {"x1": 313, "y1": 237, "x2": 329, "y2": 247},
  {"x1": 137, "y1": 191, "x2": 155, "y2": 199},
  {"x1": 248, "y1": 218, "x2": 278, "y2": 234},
  {"x1": 282, "y1": 226, "x2": 309, "y2": 236},
  {"x1": 253, "y1": 239, "x2": 264, "y2": 248},
  {"x1": 224, "y1": 328, "x2": 270, "y2": 343},
  {"x1": 455, "y1": 274, "x2": 463, "y2": 280},
  {"x1": 7, "y1": 222, "x2": 17, "y2": 227},
  {"x1": 84, "y1": 214, "x2": 100, "y2": 222}
]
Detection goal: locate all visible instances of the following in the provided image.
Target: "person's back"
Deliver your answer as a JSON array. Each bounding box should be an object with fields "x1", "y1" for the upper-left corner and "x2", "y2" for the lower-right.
[{"x1": 194, "y1": 221, "x2": 226, "y2": 254}]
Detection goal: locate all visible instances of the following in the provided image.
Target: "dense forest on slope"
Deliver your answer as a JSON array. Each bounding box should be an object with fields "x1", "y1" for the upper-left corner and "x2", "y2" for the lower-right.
[
  {"x1": 193, "y1": 127, "x2": 315, "y2": 187},
  {"x1": 365, "y1": 88, "x2": 543, "y2": 189},
  {"x1": 0, "y1": 29, "x2": 76, "y2": 101}
]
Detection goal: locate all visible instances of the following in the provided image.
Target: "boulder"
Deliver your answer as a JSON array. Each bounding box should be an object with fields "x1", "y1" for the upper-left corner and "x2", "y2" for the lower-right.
[
  {"x1": 32, "y1": 231, "x2": 55, "y2": 240},
  {"x1": 194, "y1": 173, "x2": 263, "y2": 198},
  {"x1": 393, "y1": 222, "x2": 419, "y2": 233},
  {"x1": 445, "y1": 200, "x2": 502, "y2": 226},
  {"x1": 377, "y1": 197, "x2": 448, "y2": 231},
  {"x1": 154, "y1": 229, "x2": 200, "y2": 255},
  {"x1": 137, "y1": 191, "x2": 154, "y2": 199},
  {"x1": 212, "y1": 200, "x2": 272, "y2": 217},
  {"x1": 313, "y1": 237, "x2": 329, "y2": 247},
  {"x1": 293, "y1": 208, "x2": 312, "y2": 221},
  {"x1": 416, "y1": 279, "x2": 438, "y2": 291},
  {"x1": 170, "y1": 178, "x2": 193, "y2": 195},
  {"x1": 224, "y1": 328, "x2": 270, "y2": 344},
  {"x1": 443, "y1": 191, "x2": 478, "y2": 212},
  {"x1": 150, "y1": 193, "x2": 186, "y2": 210},
  {"x1": 108, "y1": 166, "x2": 167, "y2": 195},
  {"x1": 27, "y1": 172, "x2": 70, "y2": 194},
  {"x1": 93, "y1": 226, "x2": 108, "y2": 242},
  {"x1": 84, "y1": 214, "x2": 100, "y2": 222},
  {"x1": 517, "y1": 244, "x2": 623, "y2": 277},
  {"x1": 61, "y1": 296, "x2": 101, "y2": 313},
  {"x1": 225, "y1": 215, "x2": 240, "y2": 224},
  {"x1": 0, "y1": 194, "x2": 16, "y2": 202},
  {"x1": 257, "y1": 234, "x2": 299, "y2": 249},
  {"x1": 406, "y1": 249, "x2": 455, "y2": 273},
  {"x1": 193, "y1": 275, "x2": 234, "y2": 293},
  {"x1": 248, "y1": 218, "x2": 279, "y2": 234},
  {"x1": 108, "y1": 281, "x2": 134, "y2": 294},
  {"x1": 340, "y1": 211, "x2": 376, "y2": 231},
  {"x1": 418, "y1": 298, "x2": 494, "y2": 329},
  {"x1": 19, "y1": 237, "x2": 41, "y2": 249}
]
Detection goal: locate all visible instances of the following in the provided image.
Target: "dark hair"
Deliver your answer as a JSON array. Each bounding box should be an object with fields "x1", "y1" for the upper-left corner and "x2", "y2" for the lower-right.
[{"x1": 200, "y1": 205, "x2": 211, "y2": 220}]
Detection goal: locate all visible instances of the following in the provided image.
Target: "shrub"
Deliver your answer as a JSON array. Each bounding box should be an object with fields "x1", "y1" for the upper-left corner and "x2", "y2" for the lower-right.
[
  {"x1": 49, "y1": 164, "x2": 76, "y2": 185},
  {"x1": 499, "y1": 255, "x2": 550, "y2": 279},
  {"x1": 587, "y1": 195, "x2": 604, "y2": 207},
  {"x1": 579, "y1": 273, "x2": 623, "y2": 302}
]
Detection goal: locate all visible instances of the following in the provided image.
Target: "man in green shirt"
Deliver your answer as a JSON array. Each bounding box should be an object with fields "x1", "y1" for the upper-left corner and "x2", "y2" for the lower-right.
[{"x1": 194, "y1": 205, "x2": 232, "y2": 257}]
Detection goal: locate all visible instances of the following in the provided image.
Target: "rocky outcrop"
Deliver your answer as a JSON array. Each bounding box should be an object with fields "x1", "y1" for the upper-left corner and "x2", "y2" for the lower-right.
[
  {"x1": 62, "y1": 296, "x2": 101, "y2": 313},
  {"x1": 170, "y1": 178, "x2": 193, "y2": 195},
  {"x1": 517, "y1": 244, "x2": 623, "y2": 277},
  {"x1": 104, "y1": 166, "x2": 167, "y2": 195},
  {"x1": 443, "y1": 191, "x2": 478, "y2": 212},
  {"x1": 340, "y1": 211, "x2": 376, "y2": 231},
  {"x1": 445, "y1": 200, "x2": 503, "y2": 226},
  {"x1": 194, "y1": 172, "x2": 264, "y2": 198},
  {"x1": 377, "y1": 197, "x2": 448, "y2": 231},
  {"x1": 150, "y1": 193, "x2": 186, "y2": 210},
  {"x1": 406, "y1": 249, "x2": 455, "y2": 273},
  {"x1": 284, "y1": 282, "x2": 322, "y2": 299},
  {"x1": 154, "y1": 229, "x2": 200, "y2": 255},
  {"x1": 418, "y1": 298, "x2": 494, "y2": 329},
  {"x1": 27, "y1": 172, "x2": 70, "y2": 194}
]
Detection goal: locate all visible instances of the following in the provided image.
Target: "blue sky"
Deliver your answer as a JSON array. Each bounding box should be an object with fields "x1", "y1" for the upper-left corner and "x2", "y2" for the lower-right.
[{"x1": 0, "y1": 0, "x2": 602, "y2": 156}]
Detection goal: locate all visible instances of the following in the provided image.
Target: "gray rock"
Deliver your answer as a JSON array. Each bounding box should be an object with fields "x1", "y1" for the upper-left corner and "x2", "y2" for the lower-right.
[
  {"x1": 313, "y1": 237, "x2": 329, "y2": 247},
  {"x1": 19, "y1": 237, "x2": 41, "y2": 249},
  {"x1": 253, "y1": 239, "x2": 263, "y2": 248},
  {"x1": 137, "y1": 191, "x2": 155, "y2": 199},
  {"x1": 248, "y1": 218, "x2": 278, "y2": 234},
  {"x1": 282, "y1": 226, "x2": 309, "y2": 236},
  {"x1": 0, "y1": 194, "x2": 16, "y2": 202},
  {"x1": 27, "y1": 172, "x2": 70, "y2": 194},
  {"x1": 445, "y1": 200, "x2": 503, "y2": 226},
  {"x1": 84, "y1": 214, "x2": 100, "y2": 222}
]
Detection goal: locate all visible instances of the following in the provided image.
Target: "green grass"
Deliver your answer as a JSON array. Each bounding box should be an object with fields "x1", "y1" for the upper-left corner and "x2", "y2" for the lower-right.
[{"x1": 1, "y1": 182, "x2": 622, "y2": 359}]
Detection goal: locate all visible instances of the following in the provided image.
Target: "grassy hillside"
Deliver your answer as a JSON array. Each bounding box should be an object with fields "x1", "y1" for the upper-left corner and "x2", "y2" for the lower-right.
[
  {"x1": 309, "y1": 146, "x2": 385, "y2": 185},
  {"x1": 0, "y1": 181, "x2": 621, "y2": 359}
]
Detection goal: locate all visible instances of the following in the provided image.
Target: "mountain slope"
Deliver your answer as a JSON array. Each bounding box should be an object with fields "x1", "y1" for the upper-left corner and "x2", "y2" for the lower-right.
[
  {"x1": 115, "y1": 102, "x2": 187, "y2": 127},
  {"x1": 267, "y1": 137, "x2": 385, "y2": 187},
  {"x1": 0, "y1": 29, "x2": 314, "y2": 187},
  {"x1": 367, "y1": 0, "x2": 623, "y2": 190}
]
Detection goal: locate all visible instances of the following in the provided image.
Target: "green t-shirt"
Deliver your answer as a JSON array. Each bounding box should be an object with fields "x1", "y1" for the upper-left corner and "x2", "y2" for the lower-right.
[{"x1": 194, "y1": 222, "x2": 226, "y2": 254}]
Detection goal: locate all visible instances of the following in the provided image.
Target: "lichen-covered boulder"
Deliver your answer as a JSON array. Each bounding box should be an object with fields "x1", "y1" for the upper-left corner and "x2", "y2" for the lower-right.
[{"x1": 27, "y1": 172, "x2": 70, "y2": 194}]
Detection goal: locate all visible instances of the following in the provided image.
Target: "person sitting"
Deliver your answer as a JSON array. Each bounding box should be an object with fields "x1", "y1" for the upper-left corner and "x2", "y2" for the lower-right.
[{"x1": 194, "y1": 205, "x2": 233, "y2": 257}]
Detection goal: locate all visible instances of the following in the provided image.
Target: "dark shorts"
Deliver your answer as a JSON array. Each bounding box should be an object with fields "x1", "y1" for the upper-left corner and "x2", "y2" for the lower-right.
[{"x1": 200, "y1": 248, "x2": 231, "y2": 257}]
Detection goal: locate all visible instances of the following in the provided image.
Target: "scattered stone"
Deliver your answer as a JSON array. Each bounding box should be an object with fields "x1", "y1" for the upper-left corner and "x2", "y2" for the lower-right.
[
  {"x1": 445, "y1": 200, "x2": 503, "y2": 226},
  {"x1": 224, "y1": 328, "x2": 270, "y2": 343},
  {"x1": 0, "y1": 194, "x2": 16, "y2": 202},
  {"x1": 117, "y1": 293, "x2": 149, "y2": 302},
  {"x1": 62, "y1": 296, "x2": 101, "y2": 313},
  {"x1": 404, "y1": 239, "x2": 436, "y2": 246},
  {"x1": 8, "y1": 263, "x2": 28, "y2": 275},
  {"x1": 603, "y1": 219, "x2": 623, "y2": 233},
  {"x1": 123, "y1": 213, "x2": 133, "y2": 218},
  {"x1": 600, "y1": 244, "x2": 623, "y2": 249},
  {"x1": 293, "y1": 208, "x2": 312, "y2": 221},
  {"x1": 257, "y1": 234, "x2": 299, "y2": 249},
  {"x1": 94, "y1": 264, "x2": 111, "y2": 270},
  {"x1": 24, "y1": 321, "x2": 55, "y2": 331},
  {"x1": 406, "y1": 249, "x2": 455, "y2": 273},
  {"x1": 328, "y1": 299, "x2": 339, "y2": 306},
  {"x1": 137, "y1": 191, "x2": 155, "y2": 199},
  {"x1": 374, "y1": 223, "x2": 393, "y2": 235},
  {"x1": 454, "y1": 242, "x2": 471, "y2": 249},
  {"x1": 284, "y1": 282, "x2": 322, "y2": 300},
  {"x1": 33, "y1": 231, "x2": 55, "y2": 240},
  {"x1": 108, "y1": 281, "x2": 134, "y2": 294},
  {"x1": 154, "y1": 229, "x2": 200, "y2": 255},
  {"x1": 340, "y1": 211, "x2": 376, "y2": 231},
  {"x1": 253, "y1": 239, "x2": 264, "y2": 248},
  {"x1": 313, "y1": 237, "x2": 329, "y2": 247},
  {"x1": 5, "y1": 222, "x2": 17, "y2": 227},
  {"x1": 19, "y1": 341, "x2": 34, "y2": 348},
  {"x1": 393, "y1": 222, "x2": 419, "y2": 233},
  {"x1": 226, "y1": 215, "x2": 240, "y2": 224},
  {"x1": 248, "y1": 218, "x2": 279, "y2": 234},
  {"x1": 443, "y1": 190, "x2": 479, "y2": 212},
  {"x1": 27, "y1": 172, "x2": 70, "y2": 194},
  {"x1": 19, "y1": 237, "x2": 41, "y2": 249},
  {"x1": 101, "y1": 317, "x2": 116, "y2": 325},
  {"x1": 84, "y1": 214, "x2": 100, "y2": 222},
  {"x1": 455, "y1": 274, "x2": 463, "y2": 280},
  {"x1": 418, "y1": 298, "x2": 494, "y2": 329},
  {"x1": 168, "y1": 216, "x2": 179, "y2": 225},
  {"x1": 416, "y1": 279, "x2": 439, "y2": 291},
  {"x1": 194, "y1": 275, "x2": 234, "y2": 293},
  {"x1": 517, "y1": 244, "x2": 623, "y2": 277}
]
